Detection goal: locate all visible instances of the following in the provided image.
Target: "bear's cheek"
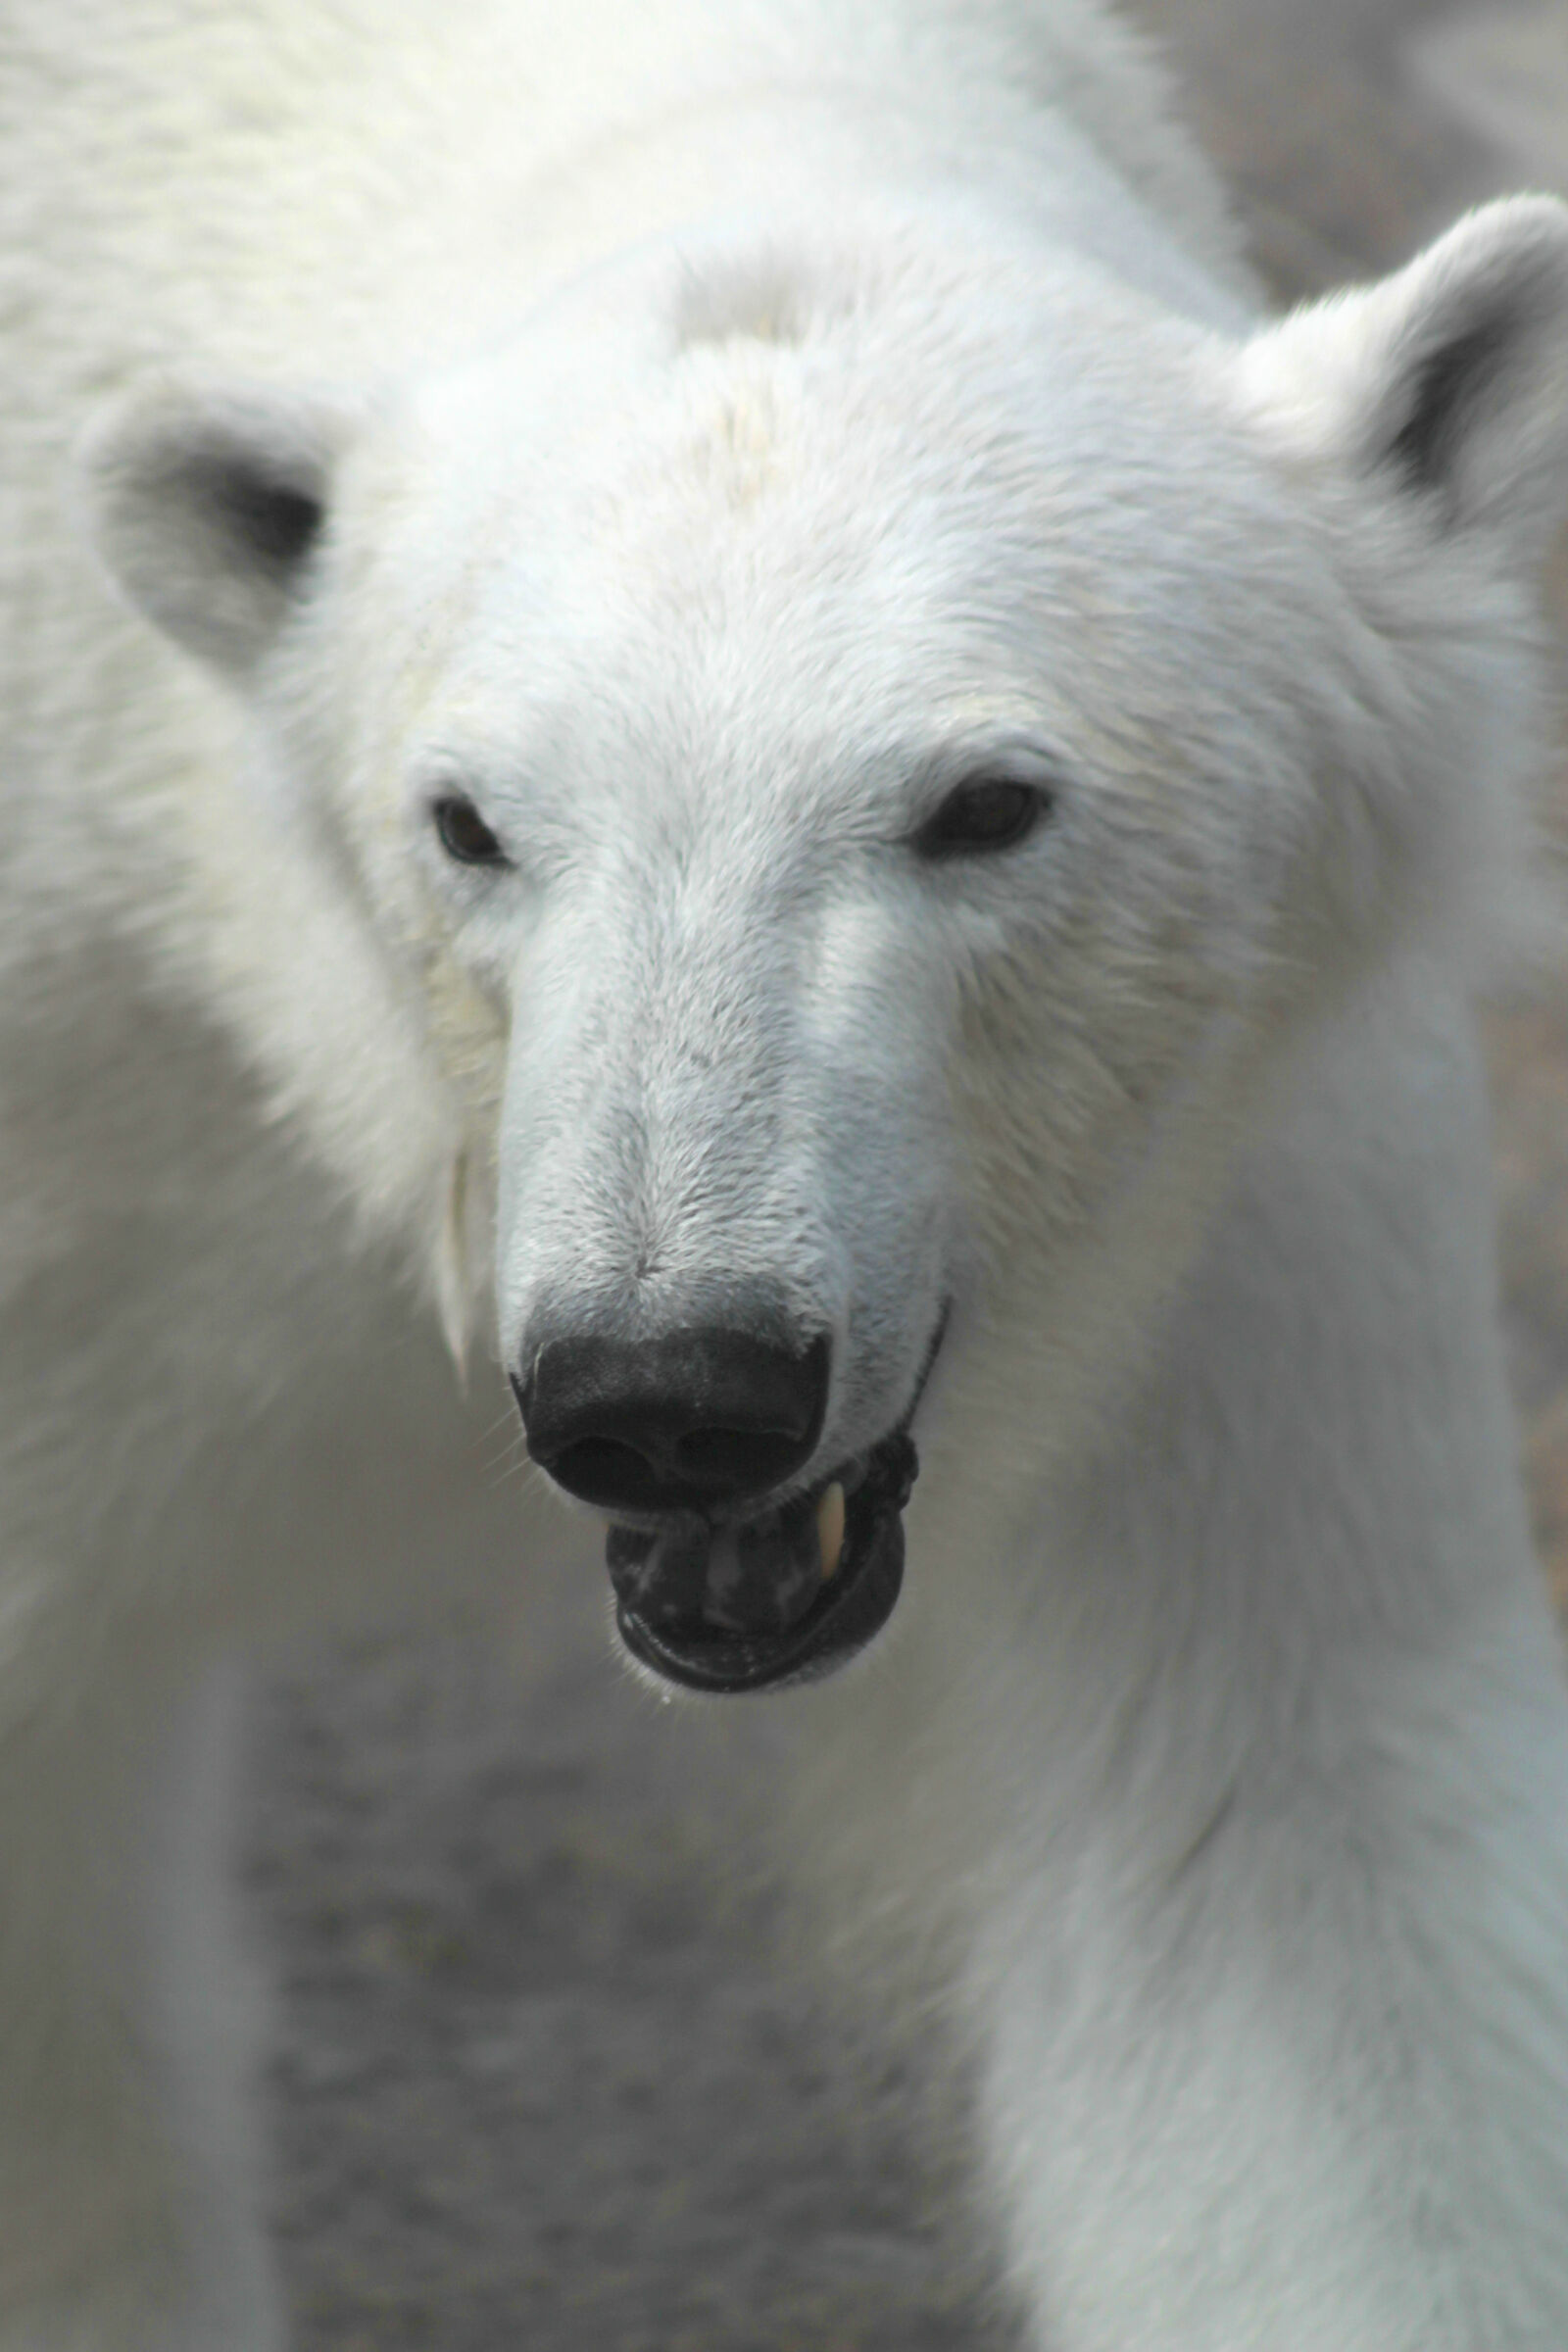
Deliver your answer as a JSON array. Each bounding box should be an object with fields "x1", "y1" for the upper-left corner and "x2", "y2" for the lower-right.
[
  {"x1": 362, "y1": 912, "x2": 510, "y2": 1133},
  {"x1": 416, "y1": 946, "x2": 511, "y2": 1132},
  {"x1": 345, "y1": 794, "x2": 515, "y2": 1124},
  {"x1": 947, "y1": 918, "x2": 1237, "y2": 1257}
]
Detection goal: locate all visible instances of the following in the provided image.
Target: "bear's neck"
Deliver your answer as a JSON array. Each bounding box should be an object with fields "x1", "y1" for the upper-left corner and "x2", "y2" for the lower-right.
[
  {"x1": 808, "y1": 956, "x2": 1552, "y2": 1956},
  {"x1": 917, "y1": 952, "x2": 1543, "y2": 1721},
  {"x1": 1041, "y1": 952, "x2": 1543, "y2": 1691}
]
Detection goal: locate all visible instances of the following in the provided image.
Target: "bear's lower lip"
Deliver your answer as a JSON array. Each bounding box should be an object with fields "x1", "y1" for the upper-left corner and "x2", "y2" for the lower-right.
[
  {"x1": 605, "y1": 1308, "x2": 947, "y2": 1694},
  {"x1": 610, "y1": 1431, "x2": 918, "y2": 1693}
]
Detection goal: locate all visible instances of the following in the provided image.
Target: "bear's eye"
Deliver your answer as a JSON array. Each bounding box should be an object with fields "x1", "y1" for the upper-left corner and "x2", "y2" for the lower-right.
[
  {"x1": 433, "y1": 792, "x2": 509, "y2": 868},
  {"x1": 912, "y1": 773, "x2": 1051, "y2": 860}
]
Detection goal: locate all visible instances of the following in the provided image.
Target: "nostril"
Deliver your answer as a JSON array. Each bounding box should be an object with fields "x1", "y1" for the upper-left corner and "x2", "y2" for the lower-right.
[
  {"x1": 551, "y1": 1437, "x2": 662, "y2": 1500},
  {"x1": 515, "y1": 1321, "x2": 831, "y2": 1513},
  {"x1": 672, "y1": 1424, "x2": 811, "y2": 1489}
]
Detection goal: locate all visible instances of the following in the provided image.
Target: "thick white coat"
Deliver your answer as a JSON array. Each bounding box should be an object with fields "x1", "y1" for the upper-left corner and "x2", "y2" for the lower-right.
[{"x1": 5, "y1": 2, "x2": 1568, "y2": 2345}]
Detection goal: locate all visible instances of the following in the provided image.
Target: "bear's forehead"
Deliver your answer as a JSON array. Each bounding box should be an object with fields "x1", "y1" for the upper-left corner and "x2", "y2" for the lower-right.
[
  {"x1": 370, "y1": 275, "x2": 1326, "y2": 818},
  {"x1": 401, "y1": 313, "x2": 1247, "y2": 665},
  {"x1": 401, "y1": 247, "x2": 1236, "y2": 573}
]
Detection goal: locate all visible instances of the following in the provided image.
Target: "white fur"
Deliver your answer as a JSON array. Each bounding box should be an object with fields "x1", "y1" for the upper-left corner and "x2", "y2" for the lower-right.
[{"x1": 5, "y1": 1, "x2": 1568, "y2": 2342}]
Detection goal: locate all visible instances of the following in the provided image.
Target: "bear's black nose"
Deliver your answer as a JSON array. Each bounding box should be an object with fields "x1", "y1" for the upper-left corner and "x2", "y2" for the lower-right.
[{"x1": 514, "y1": 1316, "x2": 831, "y2": 1514}]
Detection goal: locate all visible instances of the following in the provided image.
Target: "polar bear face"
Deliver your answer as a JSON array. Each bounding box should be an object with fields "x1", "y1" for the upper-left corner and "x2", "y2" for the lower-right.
[{"x1": 85, "y1": 201, "x2": 1568, "y2": 1688}]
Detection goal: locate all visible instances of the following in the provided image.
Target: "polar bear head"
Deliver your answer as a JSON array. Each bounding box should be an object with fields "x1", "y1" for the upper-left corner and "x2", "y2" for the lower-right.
[{"x1": 84, "y1": 197, "x2": 1568, "y2": 1689}]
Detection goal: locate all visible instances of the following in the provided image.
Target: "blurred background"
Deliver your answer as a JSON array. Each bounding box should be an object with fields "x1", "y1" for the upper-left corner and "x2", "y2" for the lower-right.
[{"x1": 250, "y1": 5, "x2": 1568, "y2": 2344}]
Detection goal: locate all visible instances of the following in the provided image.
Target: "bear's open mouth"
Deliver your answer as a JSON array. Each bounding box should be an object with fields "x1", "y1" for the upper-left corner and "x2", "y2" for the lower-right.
[{"x1": 605, "y1": 1313, "x2": 946, "y2": 1694}]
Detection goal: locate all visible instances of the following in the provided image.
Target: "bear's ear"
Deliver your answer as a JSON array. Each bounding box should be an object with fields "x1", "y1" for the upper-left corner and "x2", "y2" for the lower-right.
[
  {"x1": 79, "y1": 379, "x2": 359, "y2": 674},
  {"x1": 1232, "y1": 196, "x2": 1568, "y2": 567}
]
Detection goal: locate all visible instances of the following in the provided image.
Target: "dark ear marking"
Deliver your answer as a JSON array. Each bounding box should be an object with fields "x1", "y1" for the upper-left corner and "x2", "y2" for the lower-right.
[
  {"x1": 1385, "y1": 311, "x2": 1514, "y2": 498},
  {"x1": 80, "y1": 378, "x2": 356, "y2": 673},
  {"x1": 200, "y1": 456, "x2": 324, "y2": 575}
]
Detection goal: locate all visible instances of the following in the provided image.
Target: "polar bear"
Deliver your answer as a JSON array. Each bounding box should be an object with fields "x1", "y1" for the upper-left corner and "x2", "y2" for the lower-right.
[{"x1": 5, "y1": 0, "x2": 1568, "y2": 2342}]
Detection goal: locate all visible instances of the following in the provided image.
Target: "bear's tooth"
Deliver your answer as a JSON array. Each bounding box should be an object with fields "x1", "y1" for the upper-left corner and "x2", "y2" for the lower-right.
[{"x1": 817, "y1": 1483, "x2": 846, "y2": 1581}]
